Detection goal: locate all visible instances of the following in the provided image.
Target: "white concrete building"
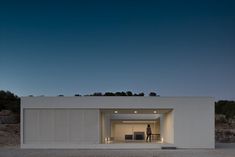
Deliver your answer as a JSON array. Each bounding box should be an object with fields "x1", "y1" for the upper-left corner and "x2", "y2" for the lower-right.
[{"x1": 21, "y1": 96, "x2": 214, "y2": 149}]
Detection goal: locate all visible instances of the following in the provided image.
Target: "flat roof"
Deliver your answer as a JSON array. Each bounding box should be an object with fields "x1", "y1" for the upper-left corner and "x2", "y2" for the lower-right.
[{"x1": 21, "y1": 96, "x2": 214, "y2": 109}]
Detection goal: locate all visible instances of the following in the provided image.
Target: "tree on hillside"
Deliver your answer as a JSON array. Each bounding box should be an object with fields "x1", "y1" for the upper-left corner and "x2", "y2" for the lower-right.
[
  {"x1": 104, "y1": 92, "x2": 115, "y2": 96},
  {"x1": 215, "y1": 100, "x2": 235, "y2": 120},
  {"x1": 88, "y1": 91, "x2": 146, "y2": 96},
  {"x1": 114, "y1": 92, "x2": 122, "y2": 96},
  {"x1": 149, "y1": 92, "x2": 157, "y2": 96},
  {"x1": 0, "y1": 90, "x2": 20, "y2": 113},
  {"x1": 115, "y1": 92, "x2": 127, "y2": 96},
  {"x1": 137, "y1": 92, "x2": 144, "y2": 96},
  {"x1": 126, "y1": 91, "x2": 133, "y2": 96},
  {"x1": 92, "y1": 92, "x2": 103, "y2": 96}
]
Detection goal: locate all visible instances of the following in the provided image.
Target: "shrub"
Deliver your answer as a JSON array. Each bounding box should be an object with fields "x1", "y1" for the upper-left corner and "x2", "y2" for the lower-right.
[{"x1": 0, "y1": 90, "x2": 20, "y2": 113}]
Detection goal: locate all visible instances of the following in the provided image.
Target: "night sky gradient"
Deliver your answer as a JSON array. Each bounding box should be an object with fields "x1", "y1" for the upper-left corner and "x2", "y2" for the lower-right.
[{"x1": 0, "y1": 0, "x2": 235, "y2": 100}]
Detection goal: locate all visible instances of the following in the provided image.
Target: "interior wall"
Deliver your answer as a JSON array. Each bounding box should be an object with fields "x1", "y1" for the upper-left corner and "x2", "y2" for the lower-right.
[
  {"x1": 154, "y1": 120, "x2": 160, "y2": 134},
  {"x1": 161, "y1": 110, "x2": 174, "y2": 144},
  {"x1": 23, "y1": 109, "x2": 100, "y2": 145},
  {"x1": 111, "y1": 121, "x2": 159, "y2": 141}
]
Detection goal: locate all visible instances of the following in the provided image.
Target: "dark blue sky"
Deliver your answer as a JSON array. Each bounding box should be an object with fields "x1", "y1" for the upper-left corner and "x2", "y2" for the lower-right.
[{"x1": 0, "y1": 0, "x2": 235, "y2": 100}]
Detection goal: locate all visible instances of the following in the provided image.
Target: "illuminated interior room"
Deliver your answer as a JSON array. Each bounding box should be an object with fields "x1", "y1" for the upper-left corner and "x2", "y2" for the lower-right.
[{"x1": 100, "y1": 109, "x2": 172, "y2": 144}]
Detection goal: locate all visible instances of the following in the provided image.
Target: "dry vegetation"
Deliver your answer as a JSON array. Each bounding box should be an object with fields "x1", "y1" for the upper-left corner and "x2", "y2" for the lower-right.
[
  {"x1": 0, "y1": 124, "x2": 20, "y2": 148},
  {"x1": 215, "y1": 114, "x2": 235, "y2": 143}
]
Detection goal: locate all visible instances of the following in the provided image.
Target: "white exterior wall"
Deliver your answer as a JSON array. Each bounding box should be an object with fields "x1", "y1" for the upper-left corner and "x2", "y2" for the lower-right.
[
  {"x1": 102, "y1": 112, "x2": 111, "y2": 141},
  {"x1": 162, "y1": 111, "x2": 174, "y2": 144},
  {"x1": 21, "y1": 96, "x2": 214, "y2": 148},
  {"x1": 22, "y1": 108, "x2": 99, "y2": 148},
  {"x1": 173, "y1": 100, "x2": 215, "y2": 148}
]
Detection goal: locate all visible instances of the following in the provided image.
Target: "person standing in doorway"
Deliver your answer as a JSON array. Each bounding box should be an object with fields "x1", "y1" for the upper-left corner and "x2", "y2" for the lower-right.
[{"x1": 146, "y1": 124, "x2": 152, "y2": 142}]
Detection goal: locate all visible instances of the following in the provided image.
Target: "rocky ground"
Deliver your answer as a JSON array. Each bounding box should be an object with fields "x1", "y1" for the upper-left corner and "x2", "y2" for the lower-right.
[
  {"x1": 0, "y1": 124, "x2": 20, "y2": 148},
  {"x1": 0, "y1": 110, "x2": 20, "y2": 148},
  {"x1": 215, "y1": 115, "x2": 235, "y2": 143}
]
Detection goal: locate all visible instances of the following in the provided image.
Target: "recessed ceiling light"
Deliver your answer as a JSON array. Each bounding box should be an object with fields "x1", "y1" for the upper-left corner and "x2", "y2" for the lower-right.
[
  {"x1": 134, "y1": 110, "x2": 138, "y2": 114},
  {"x1": 114, "y1": 110, "x2": 118, "y2": 114},
  {"x1": 153, "y1": 110, "x2": 157, "y2": 114}
]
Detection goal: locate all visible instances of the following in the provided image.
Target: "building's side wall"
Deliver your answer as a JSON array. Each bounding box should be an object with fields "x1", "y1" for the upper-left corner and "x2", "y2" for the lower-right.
[
  {"x1": 22, "y1": 108, "x2": 99, "y2": 148},
  {"x1": 174, "y1": 100, "x2": 215, "y2": 148}
]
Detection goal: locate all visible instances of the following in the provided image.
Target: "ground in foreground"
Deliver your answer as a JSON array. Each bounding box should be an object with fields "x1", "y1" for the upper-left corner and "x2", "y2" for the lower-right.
[{"x1": 0, "y1": 143, "x2": 234, "y2": 157}]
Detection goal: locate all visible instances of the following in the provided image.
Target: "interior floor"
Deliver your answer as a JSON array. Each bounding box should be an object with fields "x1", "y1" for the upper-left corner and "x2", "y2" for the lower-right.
[{"x1": 104, "y1": 140, "x2": 164, "y2": 144}]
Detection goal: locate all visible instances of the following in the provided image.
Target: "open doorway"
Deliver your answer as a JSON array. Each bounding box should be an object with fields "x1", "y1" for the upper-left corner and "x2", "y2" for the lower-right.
[
  {"x1": 111, "y1": 119, "x2": 160, "y2": 142},
  {"x1": 100, "y1": 109, "x2": 173, "y2": 144}
]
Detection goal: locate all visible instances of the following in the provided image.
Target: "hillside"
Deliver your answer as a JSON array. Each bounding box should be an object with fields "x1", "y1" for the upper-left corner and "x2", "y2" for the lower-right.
[{"x1": 215, "y1": 114, "x2": 235, "y2": 143}]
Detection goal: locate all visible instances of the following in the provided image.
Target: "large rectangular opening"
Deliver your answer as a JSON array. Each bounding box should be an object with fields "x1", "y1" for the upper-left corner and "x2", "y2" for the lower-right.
[
  {"x1": 111, "y1": 120, "x2": 160, "y2": 142},
  {"x1": 100, "y1": 109, "x2": 174, "y2": 144}
]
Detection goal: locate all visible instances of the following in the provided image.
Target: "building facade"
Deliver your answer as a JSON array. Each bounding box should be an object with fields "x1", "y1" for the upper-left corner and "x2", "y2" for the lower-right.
[{"x1": 21, "y1": 96, "x2": 214, "y2": 149}]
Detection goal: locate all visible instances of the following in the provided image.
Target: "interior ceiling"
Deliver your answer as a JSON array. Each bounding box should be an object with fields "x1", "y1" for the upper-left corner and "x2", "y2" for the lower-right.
[
  {"x1": 110, "y1": 114, "x2": 161, "y2": 120},
  {"x1": 101, "y1": 109, "x2": 172, "y2": 114},
  {"x1": 113, "y1": 120, "x2": 158, "y2": 124}
]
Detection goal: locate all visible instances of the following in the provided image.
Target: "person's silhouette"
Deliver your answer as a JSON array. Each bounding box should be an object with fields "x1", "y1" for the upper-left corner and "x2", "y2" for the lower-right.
[{"x1": 146, "y1": 124, "x2": 152, "y2": 142}]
